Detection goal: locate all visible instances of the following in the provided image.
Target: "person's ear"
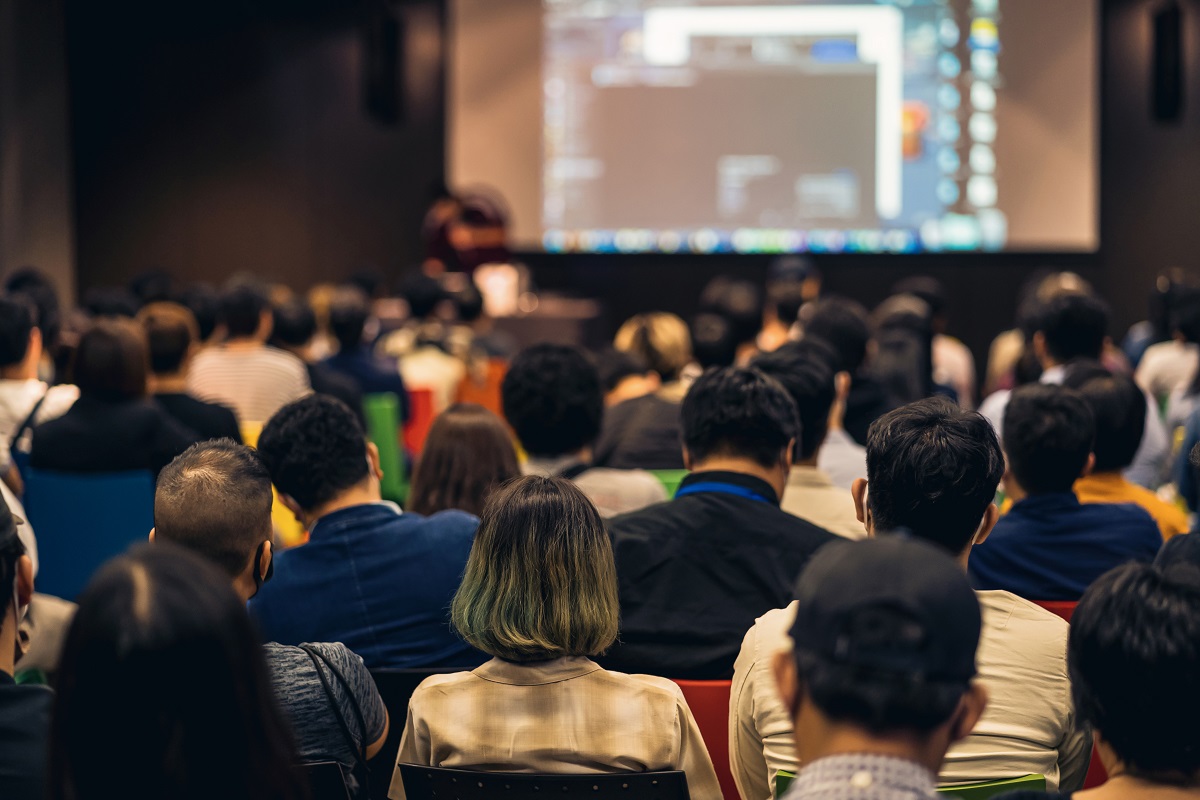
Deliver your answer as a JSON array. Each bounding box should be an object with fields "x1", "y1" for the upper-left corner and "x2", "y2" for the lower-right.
[
  {"x1": 280, "y1": 493, "x2": 305, "y2": 522},
  {"x1": 258, "y1": 540, "x2": 274, "y2": 582},
  {"x1": 1031, "y1": 331, "x2": 1048, "y2": 361},
  {"x1": 28, "y1": 327, "x2": 42, "y2": 357},
  {"x1": 366, "y1": 442, "x2": 383, "y2": 481},
  {"x1": 16, "y1": 555, "x2": 33, "y2": 607},
  {"x1": 852, "y1": 478, "x2": 869, "y2": 527},
  {"x1": 949, "y1": 683, "x2": 989, "y2": 743},
  {"x1": 783, "y1": 439, "x2": 796, "y2": 469},
  {"x1": 974, "y1": 503, "x2": 1000, "y2": 547},
  {"x1": 772, "y1": 650, "x2": 801, "y2": 719},
  {"x1": 1080, "y1": 452, "x2": 1096, "y2": 479},
  {"x1": 148, "y1": 528, "x2": 156, "y2": 543},
  {"x1": 681, "y1": 446, "x2": 694, "y2": 472},
  {"x1": 258, "y1": 310, "x2": 274, "y2": 340}
]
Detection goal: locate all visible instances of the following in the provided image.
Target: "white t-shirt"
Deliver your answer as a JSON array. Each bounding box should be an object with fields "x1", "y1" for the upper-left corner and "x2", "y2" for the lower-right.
[
  {"x1": 729, "y1": 590, "x2": 1091, "y2": 800},
  {"x1": 187, "y1": 345, "x2": 310, "y2": 425},
  {"x1": 0, "y1": 380, "x2": 79, "y2": 469}
]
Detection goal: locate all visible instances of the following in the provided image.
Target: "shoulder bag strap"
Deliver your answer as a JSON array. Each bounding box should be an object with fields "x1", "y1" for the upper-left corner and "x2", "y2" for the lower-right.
[
  {"x1": 10, "y1": 390, "x2": 48, "y2": 452},
  {"x1": 300, "y1": 644, "x2": 372, "y2": 792}
]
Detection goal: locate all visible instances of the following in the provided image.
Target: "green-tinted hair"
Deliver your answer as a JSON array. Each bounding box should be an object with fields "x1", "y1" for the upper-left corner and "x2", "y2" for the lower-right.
[{"x1": 450, "y1": 476, "x2": 619, "y2": 662}]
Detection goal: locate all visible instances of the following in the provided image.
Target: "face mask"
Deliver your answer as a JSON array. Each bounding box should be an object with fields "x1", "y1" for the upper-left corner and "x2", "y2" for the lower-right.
[{"x1": 251, "y1": 541, "x2": 274, "y2": 598}]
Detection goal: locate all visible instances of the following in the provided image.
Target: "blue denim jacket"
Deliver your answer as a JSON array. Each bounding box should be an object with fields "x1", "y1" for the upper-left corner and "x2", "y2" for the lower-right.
[{"x1": 248, "y1": 502, "x2": 485, "y2": 670}]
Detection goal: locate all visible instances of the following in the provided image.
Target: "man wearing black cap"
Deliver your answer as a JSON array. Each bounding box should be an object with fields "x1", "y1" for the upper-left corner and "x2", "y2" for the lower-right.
[
  {"x1": 772, "y1": 537, "x2": 987, "y2": 799},
  {"x1": 0, "y1": 490, "x2": 49, "y2": 800}
]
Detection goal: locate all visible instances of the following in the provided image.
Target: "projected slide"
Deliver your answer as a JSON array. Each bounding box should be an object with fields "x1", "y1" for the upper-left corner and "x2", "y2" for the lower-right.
[{"x1": 450, "y1": 0, "x2": 1098, "y2": 253}]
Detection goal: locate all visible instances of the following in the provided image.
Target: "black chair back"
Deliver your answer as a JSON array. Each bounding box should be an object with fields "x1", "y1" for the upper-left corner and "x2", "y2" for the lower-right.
[
  {"x1": 368, "y1": 669, "x2": 460, "y2": 800},
  {"x1": 298, "y1": 760, "x2": 353, "y2": 800},
  {"x1": 398, "y1": 766, "x2": 690, "y2": 800}
]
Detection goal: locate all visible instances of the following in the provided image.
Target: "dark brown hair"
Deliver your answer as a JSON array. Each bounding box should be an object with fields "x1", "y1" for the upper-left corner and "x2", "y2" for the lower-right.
[
  {"x1": 72, "y1": 318, "x2": 149, "y2": 400},
  {"x1": 408, "y1": 404, "x2": 519, "y2": 517}
]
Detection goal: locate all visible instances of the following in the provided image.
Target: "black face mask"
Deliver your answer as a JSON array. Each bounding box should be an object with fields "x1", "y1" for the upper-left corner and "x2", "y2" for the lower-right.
[{"x1": 252, "y1": 541, "x2": 274, "y2": 597}]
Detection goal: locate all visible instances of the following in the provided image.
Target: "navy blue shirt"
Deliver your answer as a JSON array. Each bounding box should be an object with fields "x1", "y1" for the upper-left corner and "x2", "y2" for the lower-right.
[
  {"x1": 969, "y1": 492, "x2": 1162, "y2": 601},
  {"x1": 248, "y1": 502, "x2": 484, "y2": 669},
  {"x1": 322, "y1": 348, "x2": 409, "y2": 419}
]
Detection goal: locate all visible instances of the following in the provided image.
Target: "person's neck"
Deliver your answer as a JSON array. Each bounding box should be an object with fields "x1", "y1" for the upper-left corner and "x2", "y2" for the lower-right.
[
  {"x1": 224, "y1": 337, "x2": 264, "y2": 350},
  {"x1": 797, "y1": 722, "x2": 946, "y2": 777},
  {"x1": 690, "y1": 456, "x2": 785, "y2": 498},
  {"x1": 0, "y1": 364, "x2": 36, "y2": 382},
  {"x1": 149, "y1": 373, "x2": 189, "y2": 394},
  {"x1": 305, "y1": 482, "x2": 383, "y2": 528},
  {"x1": 0, "y1": 613, "x2": 16, "y2": 678}
]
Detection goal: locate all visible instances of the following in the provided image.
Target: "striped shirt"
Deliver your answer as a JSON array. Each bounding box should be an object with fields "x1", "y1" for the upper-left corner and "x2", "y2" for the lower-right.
[
  {"x1": 389, "y1": 657, "x2": 722, "y2": 800},
  {"x1": 187, "y1": 345, "x2": 310, "y2": 425}
]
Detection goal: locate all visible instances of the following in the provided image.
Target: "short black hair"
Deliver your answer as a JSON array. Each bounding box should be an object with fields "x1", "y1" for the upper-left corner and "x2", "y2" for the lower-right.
[
  {"x1": 1064, "y1": 370, "x2": 1145, "y2": 473},
  {"x1": 328, "y1": 289, "x2": 370, "y2": 353},
  {"x1": 681, "y1": 366, "x2": 799, "y2": 469},
  {"x1": 455, "y1": 283, "x2": 485, "y2": 324},
  {"x1": 82, "y1": 286, "x2": 139, "y2": 319},
  {"x1": 593, "y1": 348, "x2": 649, "y2": 393},
  {"x1": 219, "y1": 283, "x2": 269, "y2": 339},
  {"x1": 155, "y1": 440, "x2": 274, "y2": 577},
  {"x1": 892, "y1": 276, "x2": 946, "y2": 318},
  {"x1": 691, "y1": 312, "x2": 738, "y2": 369},
  {"x1": 140, "y1": 304, "x2": 198, "y2": 375},
  {"x1": 400, "y1": 273, "x2": 446, "y2": 320},
  {"x1": 0, "y1": 295, "x2": 35, "y2": 367},
  {"x1": 270, "y1": 300, "x2": 317, "y2": 348},
  {"x1": 257, "y1": 395, "x2": 369, "y2": 512},
  {"x1": 502, "y1": 344, "x2": 602, "y2": 457},
  {"x1": 1070, "y1": 563, "x2": 1200, "y2": 781},
  {"x1": 804, "y1": 297, "x2": 871, "y2": 374},
  {"x1": 175, "y1": 283, "x2": 220, "y2": 342},
  {"x1": 865, "y1": 397, "x2": 1004, "y2": 554},
  {"x1": 1003, "y1": 384, "x2": 1095, "y2": 494},
  {"x1": 698, "y1": 276, "x2": 763, "y2": 349},
  {"x1": 752, "y1": 343, "x2": 835, "y2": 460},
  {"x1": 73, "y1": 318, "x2": 149, "y2": 400},
  {"x1": 5, "y1": 267, "x2": 61, "y2": 350},
  {"x1": 1169, "y1": 286, "x2": 1200, "y2": 344},
  {"x1": 1037, "y1": 292, "x2": 1109, "y2": 363}
]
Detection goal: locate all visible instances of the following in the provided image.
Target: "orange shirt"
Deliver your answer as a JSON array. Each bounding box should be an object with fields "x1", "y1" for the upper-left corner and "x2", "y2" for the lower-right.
[{"x1": 1074, "y1": 473, "x2": 1188, "y2": 540}]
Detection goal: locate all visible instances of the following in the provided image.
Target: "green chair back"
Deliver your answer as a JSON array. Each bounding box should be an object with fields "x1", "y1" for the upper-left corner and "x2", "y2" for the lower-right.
[
  {"x1": 774, "y1": 771, "x2": 1044, "y2": 799},
  {"x1": 363, "y1": 393, "x2": 409, "y2": 505},
  {"x1": 649, "y1": 469, "x2": 690, "y2": 498}
]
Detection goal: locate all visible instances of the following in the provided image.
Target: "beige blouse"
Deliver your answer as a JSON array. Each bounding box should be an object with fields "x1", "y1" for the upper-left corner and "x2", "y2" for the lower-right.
[{"x1": 389, "y1": 657, "x2": 722, "y2": 800}]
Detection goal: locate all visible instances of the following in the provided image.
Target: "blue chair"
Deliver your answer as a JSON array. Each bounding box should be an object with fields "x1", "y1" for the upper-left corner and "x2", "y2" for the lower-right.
[{"x1": 23, "y1": 469, "x2": 155, "y2": 600}]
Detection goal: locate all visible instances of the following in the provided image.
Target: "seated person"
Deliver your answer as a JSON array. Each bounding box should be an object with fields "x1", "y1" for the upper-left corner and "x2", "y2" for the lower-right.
[
  {"x1": 999, "y1": 562, "x2": 1200, "y2": 800},
  {"x1": 248, "y1": 395, "x2": 482, "y2": 670},
  {"x1": 152, "y1": 440, "x2": 387, "y2": 794},
  {"x1": 503, "y1": 344, "x2": 665, "y2": 517},
  {"x1": 753, "y1": 341, "x2": 865, "y2": 539},
  {"x1": 321, "y1": 287, "x2": 409, "y2": 407},
  {"x1": 1064, "y1": 367, "x2": 1188, "y2": 539},
  {"x1": 732, "y1": 398, "x2": 1090, "y2": 800},
  {"x1": 594, "y1": 349, "x2": 661, "y2": 408},
  {"x1": 773, "y1": 537, "x2": 988, "y2": 800},
  {"x1": 594, "y1": 312, "x2": 694, "y2": 470},
  {"x1": 0, "y1": 492, "x2": 49, "y2": 800},
  {"x1": 602, "y1": 367, "x2": 836, "y2": 679},
  {"x1": 390, "y1": 476, "x2": 721, "y2": 800},
  {"x1": 49, "y1": 545, "x2": 307, "y2": 800},
  {"x1": 406, "y1": 403, "x2": 519, "y2": 517},
  {"x1": 187, "y1": 281, "x2": 310, "y2": 424},
  {"x1": 379, "y1": 274, "x2": 464, "y2": 414},
  {"x1": 969, "y1": 385, "x2": 1162, "y2": 600},
  {"x1": 31, "y1": 319, "x2": 198, "y2": 475},
  {"x1": 0, "y1": 295, "x2": 78, "y2": 485},
  {"x1": 271, "y1": 299, "x2": 364, "y2": 421},
  {"x1": 137, "y1": 302, "x2": 242, "y2": 443}
]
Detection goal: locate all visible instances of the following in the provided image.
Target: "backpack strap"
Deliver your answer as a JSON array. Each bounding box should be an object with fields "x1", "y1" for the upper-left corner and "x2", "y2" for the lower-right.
[{"x1": 300, "y1": 644, "x2": 372, "y2": 794}]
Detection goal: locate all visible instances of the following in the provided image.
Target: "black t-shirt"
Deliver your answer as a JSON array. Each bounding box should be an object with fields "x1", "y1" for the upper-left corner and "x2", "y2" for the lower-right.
[
  {"x1": 593, "y1": 394, "x2": 685, "y2": 470},
  {"x1": 0, "y1": 673, "x2": 52, "y2": 800},
  {"x1": 155, "y1": 393, "x2": 243, "y2": 443}
]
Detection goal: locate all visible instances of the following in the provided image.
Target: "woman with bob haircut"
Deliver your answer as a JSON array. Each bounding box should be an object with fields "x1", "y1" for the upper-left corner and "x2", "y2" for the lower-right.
[
  {"x1": 390, "y1": 476, "x2": 721, "y2": 800},
  {"x1": 1000, "y1": 561, "x2": 1200, "y2": 800},
  {"x1": 48, "y1": 543, "x2": 306, "y2": 800},
  {"x1": 30, "y1": 317, "x2": 198, "y2": 474},
  {"x1": 406, "y1": 403, "x2": 519, "y2": 517}
]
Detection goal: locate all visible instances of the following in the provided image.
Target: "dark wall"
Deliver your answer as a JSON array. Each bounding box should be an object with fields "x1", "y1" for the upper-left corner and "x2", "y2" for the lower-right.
[{"x1": 65, "y1": 0, "x2": 1200, "y2": 371}]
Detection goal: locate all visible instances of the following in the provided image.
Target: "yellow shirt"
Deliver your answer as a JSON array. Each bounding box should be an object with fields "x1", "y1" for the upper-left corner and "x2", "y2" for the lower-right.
[{"x1": 1074, "y1": 473, "x2": 1188, "y2": 540}]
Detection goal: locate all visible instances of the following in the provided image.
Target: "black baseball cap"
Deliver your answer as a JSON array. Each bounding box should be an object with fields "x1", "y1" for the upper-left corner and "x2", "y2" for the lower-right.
[{"x1": 789, "y1": 537, "x2": 981, "y2": 685}]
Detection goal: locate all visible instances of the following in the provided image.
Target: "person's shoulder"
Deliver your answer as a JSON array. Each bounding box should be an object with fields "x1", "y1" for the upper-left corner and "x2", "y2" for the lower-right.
[
  {"x1": 589, "y1": 467, "x2": 667, "y2": 493},
  {"x1": 770, "y1": 507, "x2": 839, "y2": 542},
  {"x1": 260, "y1": 346, "x2": 309, "y2": 375},
  {"x1": 409, "y1": 670, "x2": 482, "y2": 703},
  {"x1": 404, "y1": 508, "x2": 479, "y2": 537},
  {"x1": 592, "y1": 667, "x2": 686, "y2": 702},
  {"x1": 977, "y1": 590, "x2": 1069, "y2": 638}
]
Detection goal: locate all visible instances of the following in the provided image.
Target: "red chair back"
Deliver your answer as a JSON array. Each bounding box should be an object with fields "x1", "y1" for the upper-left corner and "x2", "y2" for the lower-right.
[
  {"x1": 672, "y1": 679, "x2": 737, "y2": 800},
  {"x1": 403, "y1": 388, "x2": 437, "y2": 455},
  {"x1": 1083, "y1": 745, "x2": 1108, "y2": 789},
  {"x1": 1032, "y1": 600, "x2": 1078, "y2": 623}
]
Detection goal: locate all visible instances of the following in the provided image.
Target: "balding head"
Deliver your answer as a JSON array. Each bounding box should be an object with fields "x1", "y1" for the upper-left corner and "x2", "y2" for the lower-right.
[{"x1": 154, "y1": 440, "x2": 273, "y2": 582}]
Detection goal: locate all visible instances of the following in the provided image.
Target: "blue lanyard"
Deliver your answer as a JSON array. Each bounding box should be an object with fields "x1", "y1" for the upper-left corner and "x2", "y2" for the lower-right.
[{"x1": 675, "y1": 482, "x2": 773, "y2": 504}]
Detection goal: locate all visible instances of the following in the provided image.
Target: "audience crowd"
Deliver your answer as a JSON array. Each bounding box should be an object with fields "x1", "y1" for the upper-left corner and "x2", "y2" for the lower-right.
[{"x1": 0, "y1": 260, "x2": 1197, "y2": 800}]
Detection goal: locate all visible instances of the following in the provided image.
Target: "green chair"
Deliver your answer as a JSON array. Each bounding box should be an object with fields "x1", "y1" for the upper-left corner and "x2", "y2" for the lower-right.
[
  {"x1": 363, "y1": 393, "x2": 409, "y2": 505},
  {"x1": 649, "y1": 469, "x2": 690, "y2": 498},
  {"x1": 775, "y1": 771, "x2": 1044, "y2": 798}
]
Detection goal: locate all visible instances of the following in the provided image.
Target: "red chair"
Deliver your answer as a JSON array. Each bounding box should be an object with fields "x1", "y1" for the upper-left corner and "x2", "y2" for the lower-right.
[
  {"x1": 1032, "y1": 600, "x2": 1078, "y2": 623},
  {"x1": 403, "y1": 388, "x2": 437, "y2": 455},
  {"x1": 1083, "y1": 745, "x2": 1108, "y2": 789},
  {"x1": 672, "y1": 680, "x2": 737, "y2": 800}
]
